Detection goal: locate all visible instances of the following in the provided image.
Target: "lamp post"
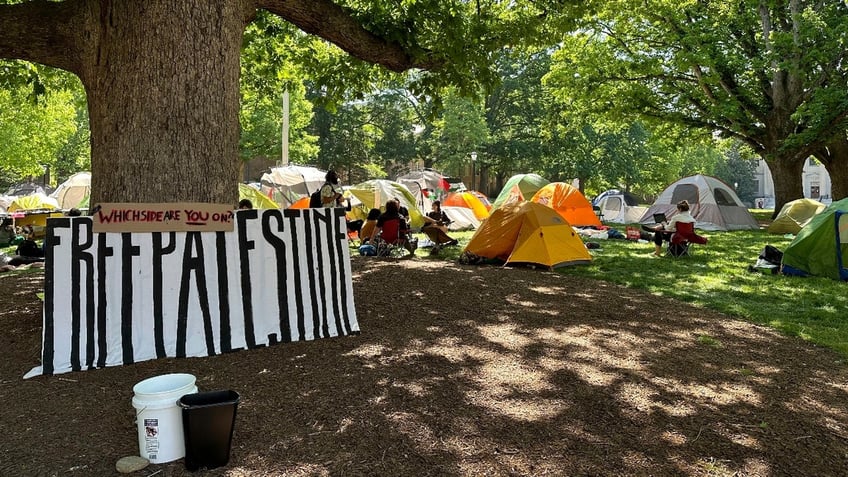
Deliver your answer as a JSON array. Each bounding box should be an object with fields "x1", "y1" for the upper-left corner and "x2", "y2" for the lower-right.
[{"x1": 470, "y1": 151, "x2": 477, "y2": 191}]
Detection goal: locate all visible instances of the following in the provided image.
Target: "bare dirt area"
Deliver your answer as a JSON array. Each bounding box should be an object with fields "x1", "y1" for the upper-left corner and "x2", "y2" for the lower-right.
[{"x1": 1, "y1": 257, "x2": 847, "y2": 476}]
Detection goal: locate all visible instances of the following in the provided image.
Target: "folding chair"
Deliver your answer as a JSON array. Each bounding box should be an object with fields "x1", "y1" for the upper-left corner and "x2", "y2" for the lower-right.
[
  {"x1": 667, "y1": 222, "x2": 707, "y2": 258},
  {"x1": 374, "y1": 218, "x2": 416, "y2": 258}
]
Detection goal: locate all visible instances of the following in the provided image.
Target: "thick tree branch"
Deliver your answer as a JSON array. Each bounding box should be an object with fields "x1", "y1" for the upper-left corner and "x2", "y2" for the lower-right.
[
  {"x1": 256, "y1": 0, "x2": 442, "y2": 72},
  {"x1": 0, "y1": 0, "x2": 89, "y2": 75}
]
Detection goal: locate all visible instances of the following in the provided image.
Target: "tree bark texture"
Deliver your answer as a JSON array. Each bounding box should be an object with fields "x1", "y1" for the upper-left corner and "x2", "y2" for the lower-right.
[
  {"x1": 815, "y1": 134, "x2": 848, "y2": 201},
  {"x1": 766, "y1": 156, "x2": 805, "y2": 219},
  {"x1": 82, "y1": 1, "x2": 247, "y2": 205}
]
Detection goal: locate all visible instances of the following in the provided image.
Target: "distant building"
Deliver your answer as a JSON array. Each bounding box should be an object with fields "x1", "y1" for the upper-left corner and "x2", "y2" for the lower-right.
[{"x1": 753, "y1": 158, "x2": 832, "y2": 209}]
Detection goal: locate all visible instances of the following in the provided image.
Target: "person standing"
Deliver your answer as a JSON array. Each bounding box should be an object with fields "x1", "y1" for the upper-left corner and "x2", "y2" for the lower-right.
[{"x1": 320, "y1": 170, "x2": 344, "y2": 207}]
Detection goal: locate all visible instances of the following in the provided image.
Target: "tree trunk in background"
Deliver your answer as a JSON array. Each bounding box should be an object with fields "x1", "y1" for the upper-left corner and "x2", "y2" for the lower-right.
[
  {"x1": 815, "y1": 134, "x2": 848, "y2": 201},
  {"x1": 766, "y1": 155, "x2": 805, "y2": 218},
  {"x1": 83, "y1": 1, "x2": 246, "y2": 205}
]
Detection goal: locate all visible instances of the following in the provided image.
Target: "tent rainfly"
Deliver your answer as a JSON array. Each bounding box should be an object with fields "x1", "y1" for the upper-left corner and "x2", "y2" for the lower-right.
[
  {"x1": 781, "y1": 197, "x2": 848, "y2": 281},
  {"x1": 767, "y1": 198, "x2": 826, "y2": 234},
  {"x1": 464, "y1": 201, "x2": 592, "y2": 269}
]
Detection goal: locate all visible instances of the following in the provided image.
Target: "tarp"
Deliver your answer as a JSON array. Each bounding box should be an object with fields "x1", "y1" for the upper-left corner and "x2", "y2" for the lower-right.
[
  {"x1": 8, "y1": 193, "x2": 60, "y2": 213},
  {"x1": 464, "y1": 201, "x2": 591, "y2": 269},
  {"x1": 781, "y1": 197, "x2": 848, "y2": 281},
  {"x1": 443, "y1": 191, "x2": 491, "y2": 221},
  {"x1": 593, "y1": 189, "x2": 647, "y2": 224},
  {"x1": 238, "y1": 183, "x2": 279, "y2": 209},
  {"x1": 531, "y1": 182, "x2": 602, "y2": 227},
  {"x1": 260, "y1": 165, "x2": 327, "y2": 208},
  {"x1": 7, "y1": 193, "x2": 62, "y2": 237},
  {"x1": 639, "y1": 174, "x2": 758, "y2": 231},
  {"x1": 767, "y1": 198, "x2": 826, "y2": 234},
  {"x1": 491, "y1": 173, "x2": 549, "y2": 209},
  {"x1": 50, "y1": 172, "x2": 91, "y2": 209},
  {"x1": 346, "y1": 179, "x2": 425, "y2": 229}
]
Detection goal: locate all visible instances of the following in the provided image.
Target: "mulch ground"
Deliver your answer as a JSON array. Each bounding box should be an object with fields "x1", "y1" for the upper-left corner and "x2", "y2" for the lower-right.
[{"x1": 1, "y1": 256, "x2": 847, "y2": 476}]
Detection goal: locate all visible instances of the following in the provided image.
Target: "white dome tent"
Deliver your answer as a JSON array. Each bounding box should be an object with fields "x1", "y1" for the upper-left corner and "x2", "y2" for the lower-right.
[
  {"x1": 639, "y1": 174, "x2": 758, "y2": 231},
  {"x1": 593, "y1": 189, "x2": 647, "y2": 224}
]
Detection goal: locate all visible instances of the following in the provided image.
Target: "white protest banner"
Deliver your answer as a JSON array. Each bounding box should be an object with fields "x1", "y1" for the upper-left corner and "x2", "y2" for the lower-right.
[{"x1": 27, "y1": 207, "x2": 358, "y2": 377}]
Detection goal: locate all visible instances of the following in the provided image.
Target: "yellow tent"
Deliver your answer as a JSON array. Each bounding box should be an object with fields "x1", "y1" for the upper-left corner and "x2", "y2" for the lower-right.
[
  {"x1": 442, "y1": 191, "x2": 490, "y2": 220},
  {"x1": 464, "y1": 201, "x2": 591, "y2": 269},
  {"x1": 238, "y1": 184, "x2": 279, "y2": 209},
  {"x1": 7, "y1": 193, "x2": 62, "y2": 238},
  {"x1": 767, "y1": 198, "x2": 826, "y2": 234}
]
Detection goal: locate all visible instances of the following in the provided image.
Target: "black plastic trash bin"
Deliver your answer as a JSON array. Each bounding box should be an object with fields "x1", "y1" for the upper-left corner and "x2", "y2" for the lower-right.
[{"x1": 178, "y1": 390, "x2": 240, "y2": 471}]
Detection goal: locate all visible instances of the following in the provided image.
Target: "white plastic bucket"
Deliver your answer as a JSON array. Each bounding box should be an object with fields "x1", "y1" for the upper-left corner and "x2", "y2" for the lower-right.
[{"x1": 132, "y1": 373, "x2": 198, "y2": 464}]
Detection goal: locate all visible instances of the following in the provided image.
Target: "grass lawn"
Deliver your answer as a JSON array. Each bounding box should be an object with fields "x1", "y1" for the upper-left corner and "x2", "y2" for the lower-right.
[{"x1": 407, "y1": 210, "x2": 848, "y2": 358}]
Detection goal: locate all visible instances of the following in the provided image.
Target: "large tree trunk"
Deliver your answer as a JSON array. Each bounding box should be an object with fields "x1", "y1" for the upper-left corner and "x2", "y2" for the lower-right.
[
  {"x1": 814, "y1": 133, "x2": 848, "y2": 201},
  {"x1": 83, "y1": 1, "x2": 247, "y2": 205},
  {"x1": 0, "y1": 0, "x2": 438, "y2": 206},
  {"x1": 766, "y1": 155, "x2": 805, "y2": 218}
]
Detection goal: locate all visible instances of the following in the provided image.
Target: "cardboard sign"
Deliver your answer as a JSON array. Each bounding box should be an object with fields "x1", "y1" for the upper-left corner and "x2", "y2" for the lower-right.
[{"x1": 92, "y1": 202, "x2": 235, "y2": 233}]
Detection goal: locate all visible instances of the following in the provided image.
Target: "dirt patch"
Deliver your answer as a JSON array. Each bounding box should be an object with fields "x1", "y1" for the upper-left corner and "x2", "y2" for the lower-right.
[{"x1": 1, "y1": 257, "x2": 847, "y2": 476}]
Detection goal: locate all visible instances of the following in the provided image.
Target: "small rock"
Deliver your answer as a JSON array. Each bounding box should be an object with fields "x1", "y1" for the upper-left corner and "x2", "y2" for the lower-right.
[{"x1": 116, "y1": 455, "x2": 149, "y2": 473}]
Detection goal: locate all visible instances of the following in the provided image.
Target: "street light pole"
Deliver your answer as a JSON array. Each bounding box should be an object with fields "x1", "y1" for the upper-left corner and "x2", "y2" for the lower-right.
[{"x1": 470, "y1": 151, "x2": 477, "y2": 191}]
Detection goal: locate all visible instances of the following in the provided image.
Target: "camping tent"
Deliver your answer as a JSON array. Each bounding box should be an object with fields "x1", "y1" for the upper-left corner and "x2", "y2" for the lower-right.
[
  {"x1": 441, "y1": 207, "x2": 480, "y2": 231},
  {"x1": 7, "y1": 193, "x2": 62, "y2": 237},
  {"x1": 443, "y1": 191, "x2": 490, "y2": 220},
  {"x1": 593, "y1": 189, "x2": 647, "y2": 224},
  {"x1": 469, "y1": 191, "x2": 493, "y2": 211},
  {"x1": 238, "y1": 183, "x2": 279, "y2": 209},
  {"x1": 346, "y1": 179, "x2": 425, "y2": 229},
  {"x1": 491, "y1": 173, "x2": 550, "y2": 209},
  {"x1": 260, "y1": 165, "x2": 327, "y2": 208},
  {"x1": 639, "y1": 174, "x2": 758, "y2": 231},
  {"x1": 530, "y1": 182, "x2": 602, "y2": 227},
  {"x1": 50, "y1": 172, "x2": 91, "y2": 209},
  {"x1": 781, "y1": 198, "x2": 848, "y2": 281},
  {"x1": 395, "y1": 169, "x2": 450, "y2": 211},
  {"x1": 767, "y1": 198, "x2": 826, "y2": 234},
  {"x1": 464, "y1": 201, "x2": 592, "y2": 269}
]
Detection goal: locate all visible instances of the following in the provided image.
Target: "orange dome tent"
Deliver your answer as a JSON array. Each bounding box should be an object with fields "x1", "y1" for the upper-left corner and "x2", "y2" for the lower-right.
[
  {"x1": 442, "y1": 191, "x2": 490, "y2": 220},
  {"x1": 530, "y1": 182, "x2": 602, "y2": 227},
  {"x1": 468, "y1": 191, "x2": 493, "y2": 211}
]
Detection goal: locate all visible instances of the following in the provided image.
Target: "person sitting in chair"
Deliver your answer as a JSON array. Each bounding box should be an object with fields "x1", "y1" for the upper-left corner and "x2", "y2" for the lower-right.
[
  {"x1": 648, "y1": 200, "x2": 695, "y2": 257},
  {"x1": 370, "y1": 200, "x2": 417, "y2": 257},
  {"x1": 359, "y1": 208, "x2": 381, "y2": 244},
  {"x1": 421, "y1": 201, "x2": 458, "y2": 253}
]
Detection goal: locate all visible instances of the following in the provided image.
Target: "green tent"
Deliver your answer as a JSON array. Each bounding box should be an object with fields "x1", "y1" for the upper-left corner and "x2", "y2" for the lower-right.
[
  {"x1": 781, "y1": 198, "x2": 848, "y2": 281},
  {"x1": 238, "y1": 183, "x2": 279, "y2": 209},
  {"x1": 491, "y1": 173, "x2": 550, "y2": 209}
]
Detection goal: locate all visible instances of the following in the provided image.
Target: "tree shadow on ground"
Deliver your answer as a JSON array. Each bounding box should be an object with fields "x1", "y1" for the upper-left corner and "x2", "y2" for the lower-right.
[{"x1": 0, "y1": 259, "x2": 846, "y2": 476}]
